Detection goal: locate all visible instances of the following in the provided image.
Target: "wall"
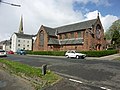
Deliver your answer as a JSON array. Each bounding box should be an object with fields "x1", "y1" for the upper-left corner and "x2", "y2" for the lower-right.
[
  {"x1": 11, "y1": 34, "x2": 17, "y2": 52},
  {"x1": 33, "y1": 26, "x2": 48, "y2": 51},
  {"x1": 17, "y1": 38, "x2": 32, "y2": 51}
]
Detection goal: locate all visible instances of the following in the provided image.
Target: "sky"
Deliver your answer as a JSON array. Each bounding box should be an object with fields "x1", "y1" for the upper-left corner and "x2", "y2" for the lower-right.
[{"x1": 0, "y1": 0, "x2": 119, "y2": 41}]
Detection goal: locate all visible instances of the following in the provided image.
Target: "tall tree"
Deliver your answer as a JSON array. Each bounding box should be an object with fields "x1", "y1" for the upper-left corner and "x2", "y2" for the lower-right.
[
  {"x1": 111, "y1": 30, "x2": 120, "y2": 49},
  {"x1": 105, "y1": 19, "x2": 120, "y2": 40},
  {"x1": 105, "y1": 19, "x2": 120, "y2": 49}
]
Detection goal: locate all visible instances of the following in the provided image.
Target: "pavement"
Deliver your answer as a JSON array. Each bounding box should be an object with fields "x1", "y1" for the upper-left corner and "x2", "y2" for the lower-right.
[
  {"x1": 86, "y1": 53, "x2": 120, "y2": 60},
  {"x1": 0, "y1": 68, "x2": 35, "y2": 90}
]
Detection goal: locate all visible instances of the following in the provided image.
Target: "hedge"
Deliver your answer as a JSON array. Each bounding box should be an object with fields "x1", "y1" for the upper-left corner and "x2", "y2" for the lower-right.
[
  {"x1": 26, "y1": 50, "x2": 118, "y2": 57},
  {"x1": 80, "y1": 50, "x2": 118, "y2": 57},
  {"x1": 26, "y1": 51, "x2": 66, "y2": 56}
]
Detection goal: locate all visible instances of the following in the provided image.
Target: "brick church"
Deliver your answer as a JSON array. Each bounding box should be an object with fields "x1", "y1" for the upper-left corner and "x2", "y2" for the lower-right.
[{"x1": 33, "y1": 14, "x2": 106, "y2": 51}]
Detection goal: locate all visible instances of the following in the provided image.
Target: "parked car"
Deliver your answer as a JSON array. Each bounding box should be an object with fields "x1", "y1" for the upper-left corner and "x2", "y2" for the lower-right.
[
  {"x1": 0, "y1": 49, "x2": 7, "y2": 57},
  {"x1": 7, "y1": 50, "x2": 14, "y2": 54},
  {"x1": 16, "y1": 49, "x2": 26, "y2": 55},
  {"x1": 65, "y1": 50, "x2": 86, "y2": 59}
]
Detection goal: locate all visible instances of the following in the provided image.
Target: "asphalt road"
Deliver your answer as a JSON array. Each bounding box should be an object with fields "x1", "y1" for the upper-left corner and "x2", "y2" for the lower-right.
[{"x1": 3, "y1": 54, "x2": 120, "y2": 90}]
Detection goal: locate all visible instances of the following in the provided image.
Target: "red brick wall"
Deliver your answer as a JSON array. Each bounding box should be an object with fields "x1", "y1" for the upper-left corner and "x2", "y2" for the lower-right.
[{"x1": 33, "y1": 26, "x2": 48, "y2": 51}]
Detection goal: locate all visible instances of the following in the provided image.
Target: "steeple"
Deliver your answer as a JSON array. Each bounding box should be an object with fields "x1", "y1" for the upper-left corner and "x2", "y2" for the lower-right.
[
  {"x1": 97, "y1": 12, "x2": 100, "y2": 19},
  {"x1": 18, "y1": 15, "x2": 24, "y2": 34}
]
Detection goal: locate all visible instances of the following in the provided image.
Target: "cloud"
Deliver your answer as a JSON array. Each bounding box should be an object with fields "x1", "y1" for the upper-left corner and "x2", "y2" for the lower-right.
[
  {"x1": 101, "y1": 15, "x2": 119, "y2": 31},
  {"x1": 22, "y1": 0, "x2": 84, "y2": 27},
  {"x1": 75, "y1": 0, "x2": 111, "y2": 6},
  {"x1": 84, "y1": 10, "x2": 119, "y2": 31}
]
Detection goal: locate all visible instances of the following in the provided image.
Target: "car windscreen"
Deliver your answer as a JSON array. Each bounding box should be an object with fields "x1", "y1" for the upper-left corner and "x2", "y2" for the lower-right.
[{"x1": 0, "y1": 50, "x2": 5, "y2": 52}]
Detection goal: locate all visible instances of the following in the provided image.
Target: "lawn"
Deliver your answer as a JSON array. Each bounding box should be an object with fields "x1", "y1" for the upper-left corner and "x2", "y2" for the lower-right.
[{"x1": 0, "y1": 59, "x2": 61, "y2": 90}]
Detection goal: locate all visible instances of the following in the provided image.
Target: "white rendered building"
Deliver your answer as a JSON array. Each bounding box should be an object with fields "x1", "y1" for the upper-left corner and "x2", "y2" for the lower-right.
[{"x1": 11, "y1": 33, "x2": 33, "y2": 52}]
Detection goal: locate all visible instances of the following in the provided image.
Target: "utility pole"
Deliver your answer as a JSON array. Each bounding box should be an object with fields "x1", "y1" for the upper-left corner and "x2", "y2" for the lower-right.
[{"x1": 0, "y1": 0, "x2": 21, "y2": 7}]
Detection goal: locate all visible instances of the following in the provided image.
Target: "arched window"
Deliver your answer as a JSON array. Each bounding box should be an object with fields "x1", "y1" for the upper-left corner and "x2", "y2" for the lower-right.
[
  {"x1": 40, "y1": 31, "x2": 44, "y2": 47},
  {"x1": 96, "y1": 24, "x2": 101, "y2": 39}
]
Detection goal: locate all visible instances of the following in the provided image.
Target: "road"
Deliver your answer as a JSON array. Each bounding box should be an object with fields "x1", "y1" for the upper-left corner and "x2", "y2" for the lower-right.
[{"x1": 3, "y1": 54, "x2": 120, "y2": 90}]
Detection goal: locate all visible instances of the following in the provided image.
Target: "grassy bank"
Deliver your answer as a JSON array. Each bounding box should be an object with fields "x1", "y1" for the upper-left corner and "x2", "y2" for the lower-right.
[{"x1": 0, "y1": 59, "x2": 61, "y2": 90}]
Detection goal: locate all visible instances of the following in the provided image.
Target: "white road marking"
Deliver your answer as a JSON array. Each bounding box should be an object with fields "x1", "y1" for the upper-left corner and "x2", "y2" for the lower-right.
[
  {"x1": 100, "y1": 87, "x2": 111, "y2": 90},
  {"x1": 69, "y1": 78, "x2": 83, "y2": 84}
]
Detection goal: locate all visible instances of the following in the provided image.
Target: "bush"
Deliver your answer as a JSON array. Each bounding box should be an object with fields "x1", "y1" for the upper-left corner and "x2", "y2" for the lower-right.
[
  {"x1": 80, "y1": 50, "x2": 118, "y2": 57},
  {"x1": 27, "y1": 50, "x2": 118, "y2": 57},
  {"x1": 26, "y1": 51, "x2": 66, "y2": 56}
]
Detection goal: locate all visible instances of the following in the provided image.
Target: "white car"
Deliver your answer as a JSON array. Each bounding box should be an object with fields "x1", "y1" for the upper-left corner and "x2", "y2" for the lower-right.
[
  {"x1": 65, "y1": 50, "x2": 86, "y2": 59},
  {"x1": 0, "y1": 49, "x2": 7, "y2": 57}
]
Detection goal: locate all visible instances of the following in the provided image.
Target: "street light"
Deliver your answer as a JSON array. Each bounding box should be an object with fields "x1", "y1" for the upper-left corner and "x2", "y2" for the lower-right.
[{"x1": 0, "y1": 0, "x2": 21, "y2": 7}]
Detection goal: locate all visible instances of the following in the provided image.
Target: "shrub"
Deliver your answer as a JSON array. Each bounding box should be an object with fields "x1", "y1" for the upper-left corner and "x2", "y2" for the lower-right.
[
  {"x1": 27, "y1": 50, "x2": 118, "y2": 57},
  {"x1": 80, "y1": 50, "x2": 118, "y2": 57},
  {"x1": 26, "y1": 51, "x2": 66, "y2": 56}
]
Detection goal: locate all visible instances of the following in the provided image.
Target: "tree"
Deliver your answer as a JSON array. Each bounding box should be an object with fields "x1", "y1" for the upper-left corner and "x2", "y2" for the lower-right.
[
  {"x1": 105, "y1": 19, "x2": 120, "y2": 40},
  {"x1": 105, "y1": 19, "x2": 120, "y2": 49},
  {"x1": 105, "y1": 30, "x2": 111, "y2": 40},
  {"x1": 111, "y1": 30, "x2": 120, "y2": 49}
]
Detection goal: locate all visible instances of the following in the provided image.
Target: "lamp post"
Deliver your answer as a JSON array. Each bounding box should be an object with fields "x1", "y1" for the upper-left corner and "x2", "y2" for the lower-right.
[{"x1": 0, "y1": 0, "x2": 21, "y2": 7}]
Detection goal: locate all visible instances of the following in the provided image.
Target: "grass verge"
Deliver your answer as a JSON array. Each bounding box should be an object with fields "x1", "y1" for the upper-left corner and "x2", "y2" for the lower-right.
[
  {"x1": 0, "y1": 59, "x2": 62, "y2": 90},
  {"x1": 113, "y1": 57, "x2": 120, "y2": 60}
]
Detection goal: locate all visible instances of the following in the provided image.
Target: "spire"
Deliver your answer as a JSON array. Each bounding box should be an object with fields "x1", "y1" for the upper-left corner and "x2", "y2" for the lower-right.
[
  {"x1": 97, "y1": 12, "x2": 100, "y2": 19},
  {"x1": 18, "y1": 15, "x2": 24, "y2": 34}
]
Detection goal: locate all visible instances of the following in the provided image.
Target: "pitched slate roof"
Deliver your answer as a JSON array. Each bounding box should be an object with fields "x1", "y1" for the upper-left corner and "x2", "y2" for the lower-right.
[
  {"x1": 43, "y1": 18, "x2": 97, "y2": 36},
  {"x1": 55, "y1": 19, "x2": 97, "y2": 34},
  {"x1": 15, "y1": 33, "x2": 33, "y2": 39},
  {"x1": 0, "y1": 40, "x2": 11, "y2": 45},
  {"x1": 43, "y1": 26, "x2": 56, "y2": 36}
]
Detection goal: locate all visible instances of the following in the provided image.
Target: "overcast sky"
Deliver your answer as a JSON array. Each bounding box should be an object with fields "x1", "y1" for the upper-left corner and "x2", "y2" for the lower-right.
[{"x1": 0, "y1": 0, "x2": 119, "y2": 41}]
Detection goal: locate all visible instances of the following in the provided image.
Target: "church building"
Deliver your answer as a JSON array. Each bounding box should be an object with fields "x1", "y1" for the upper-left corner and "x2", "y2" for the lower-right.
[{"x1": 33, "y1": 14, "x2": 106, "y2": 51}]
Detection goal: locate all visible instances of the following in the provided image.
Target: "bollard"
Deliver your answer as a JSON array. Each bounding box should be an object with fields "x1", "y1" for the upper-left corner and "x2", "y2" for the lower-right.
[{"x1": 42, "y1": 64, "x2": 47, "y2": 75}]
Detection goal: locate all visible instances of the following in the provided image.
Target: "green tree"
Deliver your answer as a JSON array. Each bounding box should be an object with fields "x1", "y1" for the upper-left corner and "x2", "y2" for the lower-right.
[
  {"x1": 105, "y1": 19, "x2": 120, "y2": 49},
  {"x1": 111, "y1": 30, "x2": 120, "y2": 49},
  {"x1": 105, "y1": 19, "x2": 120, "y2": 40},
  {"x1": 105, "y1": 30, "x2": 111, "y2": 40}
]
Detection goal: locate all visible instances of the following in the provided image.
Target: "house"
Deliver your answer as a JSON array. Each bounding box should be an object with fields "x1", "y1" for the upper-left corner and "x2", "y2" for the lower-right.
[
  {"x1": 33, "y1": 14, "x2": 107, "y2": 51},
  {"x1": 0, "y1": 40, "x2": 11, "y2": 51},
  {"x1": 11, "y1": 33, "x2": 33, "y2": 52}
]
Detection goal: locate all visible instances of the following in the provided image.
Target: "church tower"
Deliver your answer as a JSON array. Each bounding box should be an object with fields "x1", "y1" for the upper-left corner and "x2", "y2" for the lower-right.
[{"x1": 18, "y1": 15, "x2": 24, "y2": 34}]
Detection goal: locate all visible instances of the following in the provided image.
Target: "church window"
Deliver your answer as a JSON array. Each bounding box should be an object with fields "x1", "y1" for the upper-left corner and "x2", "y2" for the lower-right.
[
  {"x1": 78, "y1": 31, "x2": 81, "y2": 37},
  {"x1": 40, "y1": 31, "x2": 44, "y2": 47}
]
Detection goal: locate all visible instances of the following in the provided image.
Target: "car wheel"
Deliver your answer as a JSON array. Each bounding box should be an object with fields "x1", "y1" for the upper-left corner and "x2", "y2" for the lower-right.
[
  {"x1": 66, "y1": 55, "x2": 69, "y2": 58},
  {"x1": 81, "y1": 56, "x2": 84, "y2": 59},
  {"x1": 76, "y1": 55, "x2": 79, "y2": 59},
  {"x1": 81, "y1": 56, "x2": 85, "y2": 59}
]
